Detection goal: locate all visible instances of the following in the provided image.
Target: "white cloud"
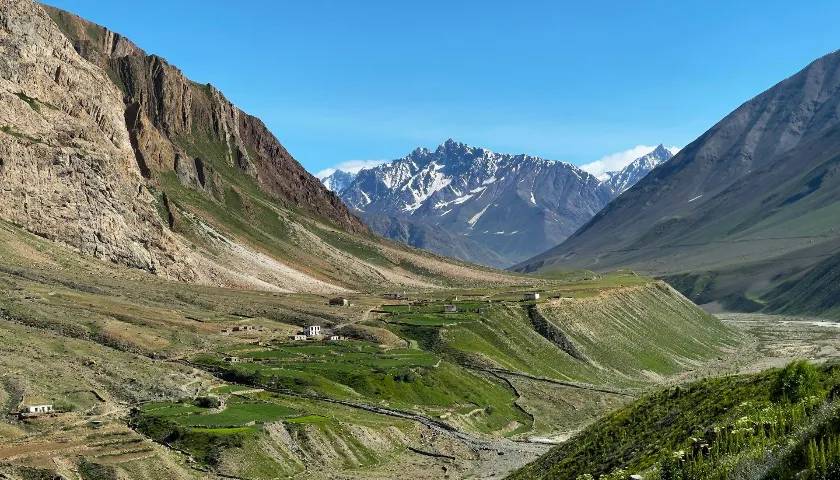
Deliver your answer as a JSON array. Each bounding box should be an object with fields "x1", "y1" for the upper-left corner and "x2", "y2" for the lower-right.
[
  {"x1": 315, "y1": 159, "x2": 388, "y2": 179},
  {"x1": 580, "y1": 145, "x2": 681, "y2": 179}
]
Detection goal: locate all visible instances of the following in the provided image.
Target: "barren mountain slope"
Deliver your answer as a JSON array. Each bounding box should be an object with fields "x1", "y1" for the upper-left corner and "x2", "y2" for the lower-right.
[
  {"x1": 0, "y1": 0, "x2": 524, "y2": 293},
  {"x1": 517, "y1": 50, "x2": 840, "y2": 313}
]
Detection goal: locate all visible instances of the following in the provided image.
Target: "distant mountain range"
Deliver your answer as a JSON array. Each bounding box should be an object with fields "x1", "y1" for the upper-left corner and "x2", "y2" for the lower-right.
[
  {"x1": 321, "y1": 141, "x2": 674, "y2": 266},
  {"x1": 516, "y1": 50, "x2": 840, "y2": 318}
]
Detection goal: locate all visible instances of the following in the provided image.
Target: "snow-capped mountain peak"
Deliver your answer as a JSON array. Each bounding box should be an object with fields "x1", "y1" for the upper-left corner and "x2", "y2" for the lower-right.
[
  {"x1": 603, "y1": 144, "x2": 675, "y2": 194},
  {"x1": 331, "y1": 140, "x2": 611, "y2": 266},
  {"x1": 320, "y1": 169, "x2": 357, "y2": 194},
  {"x1": 318, "y1": 141, "x2": 673, "y2": 267}
]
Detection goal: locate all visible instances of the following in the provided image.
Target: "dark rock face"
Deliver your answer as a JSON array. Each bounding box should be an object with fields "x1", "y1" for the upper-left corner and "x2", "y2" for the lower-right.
[
  {"x1": 43, "y1": 5, "x2": 367, "y2": 235},
  {"x1": 517, "y1": 50, "x2": 840, "y2": 313},
  {"x1": 525, "y1": 305, "x2": 588, "y2": 362}
]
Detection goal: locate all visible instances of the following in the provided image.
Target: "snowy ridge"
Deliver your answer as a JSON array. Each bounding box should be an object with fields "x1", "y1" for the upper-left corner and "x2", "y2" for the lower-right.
[
  {"x1": 602, "y1": 144, "x2": 675, "y2": 194},
  {"x1": 320, "y1": 169, "x2": 357, "y2": 194}
]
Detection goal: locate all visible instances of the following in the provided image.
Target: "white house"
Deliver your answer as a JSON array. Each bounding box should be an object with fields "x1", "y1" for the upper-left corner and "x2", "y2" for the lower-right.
[
  {"x1": 291, "y1": 334, "x2": 307, "y2": 341},
  {"x1": 329, "y1": 297, "x2": 350, "y2": 306},
  {"x1": 20, "y1": 404, "x2": 54, "y2": 417},
  {"x1": 443, "y1": 304, "x2": 458, "y2": 313},
  {"x1": 306, "y1": 325, "x2": 322, "y2": 337},
  {"x1": 524, "y1": 292, "x2": 540, "y2": 301},
  {"x1": 328, "y1": 335, "x2": 345, "y2": 341}
]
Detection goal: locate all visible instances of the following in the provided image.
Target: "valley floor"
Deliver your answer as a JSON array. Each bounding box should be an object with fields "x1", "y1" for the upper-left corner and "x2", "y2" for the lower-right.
[
  {"x1": 2, "y1": 312, "x2": 835, "y2": 480},
  {"x1": 0, "y1": 223, "x2": 836, "y2": 480}
]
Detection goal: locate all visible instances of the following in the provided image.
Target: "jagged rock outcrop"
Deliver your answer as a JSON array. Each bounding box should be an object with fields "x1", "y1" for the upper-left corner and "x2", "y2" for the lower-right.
[
  {"x1": 525, "y1": 305, "x2": 588, "y2": 362},
  {"x1": 0, "y1": 0, "x2": 195, "y2": 280}
]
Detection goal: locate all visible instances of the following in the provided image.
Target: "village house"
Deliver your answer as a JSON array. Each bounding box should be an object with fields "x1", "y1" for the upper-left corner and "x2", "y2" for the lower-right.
[
  {"x1": 383, "y1": 292, "x2": 406, "y2": 300},
  {"x1": 524, "y1": 292, "x2": 540, "y2": 301},
  {"x1": 306, "y1": 325, "x2": 322, "y2": 337},
  {"x1": 329, "y1": 297, "x2": 350, "y2": 306},
  {"x1": 224, "y1": 356, "x2": 240, "y2": 363},
  {"x1": 19, "y1": 404, "x2": 54, "y2": 418},
  {"x1": 225, "y1": 325, "x2": 257, "y2": 333},
  {"x1": 328, "y1": 335, "x2": 345, "y2": 341},
  {"x1": 291, "y1": 334, "x2": 307, "y2": 341},
  {"x1": 443, "y1": 304, "x2": 458, "y2": 313}
]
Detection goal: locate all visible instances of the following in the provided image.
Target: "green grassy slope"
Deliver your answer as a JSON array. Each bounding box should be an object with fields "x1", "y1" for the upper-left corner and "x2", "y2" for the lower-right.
[
  {"x1": 763, "y1": 251, "x2": 840, "y2": 319},
  {"x1": 510, "y1": 362, "x2": 840, "y2": 480},
  {"x1": 132, "y1": 391, "x2": 416, "y2": 475},
  {"x1": 378, "y1": 280, "x2": 737, "y2": 389},
  {"x1": 539, "y1": 283, "x2": 738, "y2": 380},
  {"x1": 0, "y1": 220, "x2": 741, "y2": 478}
]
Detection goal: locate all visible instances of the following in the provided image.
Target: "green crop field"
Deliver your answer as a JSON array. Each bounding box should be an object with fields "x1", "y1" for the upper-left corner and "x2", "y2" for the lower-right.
[
  {"x1": 194, "y1": 340, "x2": 533, "y2": 435},
  {"x1": 133, "y1": 389, "x2": 418, "y2": 473}
]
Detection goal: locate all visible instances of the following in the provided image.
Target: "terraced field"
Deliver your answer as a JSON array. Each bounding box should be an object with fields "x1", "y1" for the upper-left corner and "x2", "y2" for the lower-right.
[{"x1": 193, "y1": 341, "x2": 532, "y2": 436}]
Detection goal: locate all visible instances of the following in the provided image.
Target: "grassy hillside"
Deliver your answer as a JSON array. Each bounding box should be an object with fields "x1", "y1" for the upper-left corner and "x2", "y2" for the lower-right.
[
  {"x1": 510, "y1": 361, "x2": 840, "y2": 480},
  {"x1": 376, "y1": 280, "x2": 737, "y2": 389},
  {"x1": 763, "y1": 251, "x2": 840, "y2": 319}
]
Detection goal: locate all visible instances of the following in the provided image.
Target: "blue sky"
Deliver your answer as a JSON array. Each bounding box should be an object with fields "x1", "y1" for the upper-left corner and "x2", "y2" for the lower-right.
[{"x1": 44, "y1": 1, "x2": 840, "y2": 177}]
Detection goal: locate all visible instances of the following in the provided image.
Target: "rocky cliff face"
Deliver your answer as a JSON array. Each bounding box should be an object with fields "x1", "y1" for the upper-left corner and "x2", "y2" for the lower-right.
[
  {"x1": 44, "y1": 5, "x2": 366, "y2": 235},
  {"x1": 0, "y1": 0, "x2": 195, "y2": 280}
]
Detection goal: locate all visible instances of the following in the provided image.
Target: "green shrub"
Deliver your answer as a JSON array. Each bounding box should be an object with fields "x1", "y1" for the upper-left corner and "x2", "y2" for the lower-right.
[
  {"x1": 194, "y1": 396, "x2": 221, "y2": 409},
  {"x1": 774, "y1": 361, "x2": 821, "y2": 403}
]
